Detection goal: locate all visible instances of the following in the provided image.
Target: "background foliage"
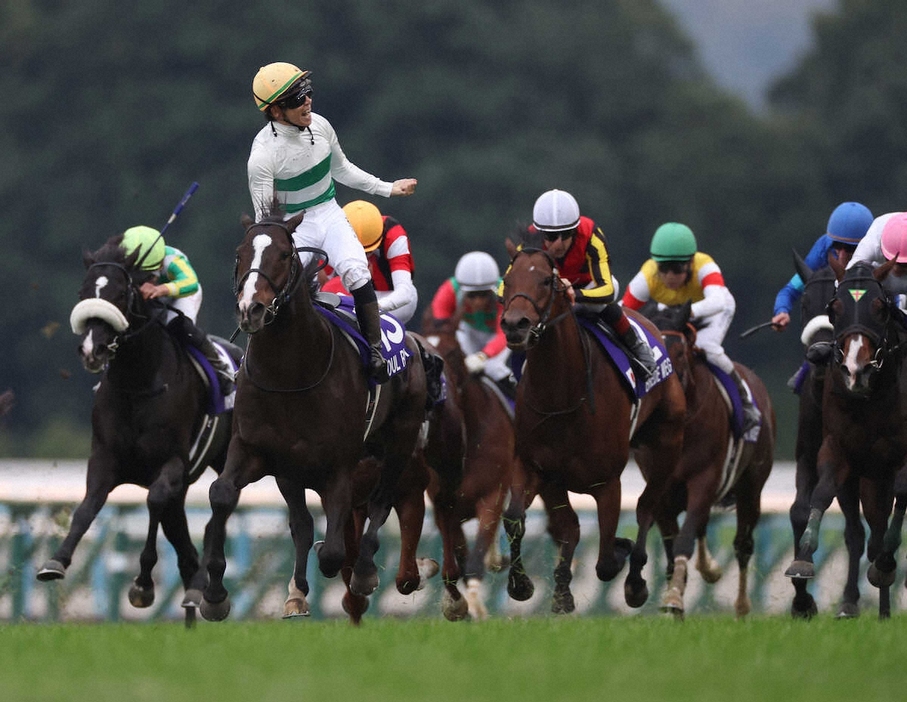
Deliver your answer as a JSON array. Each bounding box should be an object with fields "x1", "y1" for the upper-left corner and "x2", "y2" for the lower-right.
[{"x1": 1, "y1": 0, "x2": 904, "y2": 457}]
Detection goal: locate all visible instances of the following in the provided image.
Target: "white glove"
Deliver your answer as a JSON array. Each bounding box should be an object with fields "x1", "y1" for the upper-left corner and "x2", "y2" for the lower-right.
[{"x1": 464, "y1": 351, "x2": 488, "y2": 375}]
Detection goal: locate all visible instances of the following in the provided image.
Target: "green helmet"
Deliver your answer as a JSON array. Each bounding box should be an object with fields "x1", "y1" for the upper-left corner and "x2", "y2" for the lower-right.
[
  {"x1": 650, "y1": 222, "x2": 697, "y2": 262},
  {"x1": 121, "y1": 225, "x2": 165, "y2": 270}
]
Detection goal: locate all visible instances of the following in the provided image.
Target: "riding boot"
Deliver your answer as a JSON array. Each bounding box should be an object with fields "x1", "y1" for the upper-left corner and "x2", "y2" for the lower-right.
[
  {"x1": 352, "y1": 283, "x2": 390, "y2": 384},
  {"x1": 620, "y1": 325, "x2": 657, "y2": 379},
  {"x1": 494, "y1": 374, "x2": 518, "y2": 401},
  {"x1": 730, "y1": 368, "x2": 761, "y2": 433},
  {"x1": 168, "y1": 317, "x2": 235, "y2": 396}
]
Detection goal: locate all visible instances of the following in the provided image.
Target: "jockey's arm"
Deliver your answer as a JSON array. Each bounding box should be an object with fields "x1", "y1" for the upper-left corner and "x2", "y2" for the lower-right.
[{"x1": 691, "y1": 283, "x2": 734, "y2": 321}]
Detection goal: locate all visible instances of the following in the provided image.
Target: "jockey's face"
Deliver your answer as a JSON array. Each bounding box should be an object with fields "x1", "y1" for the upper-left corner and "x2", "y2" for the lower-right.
[
  {"x1": 831, "y1": 242, "x2": 857, "y2": 268},
  {"x1": 657, "y1": 260, "x2": 691, "y2": 290},
  {"x1": 542, "y1": 229, "x2": 576, "y2": 259},
  {"x1": 462, "y1": 290, "x2": 495, "y2": 312},
  {"x1": 269, "y1": 91, "x2": 313, "y2": 129}
]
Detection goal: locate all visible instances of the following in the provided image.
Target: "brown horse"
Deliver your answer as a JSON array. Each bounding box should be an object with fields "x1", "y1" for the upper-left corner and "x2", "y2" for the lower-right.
[
  {"x1": 499, "y1": 246, "x2": 686, "y2": 612},
  {"x1": 786, "y1": 257, "x2": 866, "y2": 618},
  {"x1": 37, "y1": 235, "x2": 239, "y2": 626},
  {"x1": 786, "y1": 261, "x2": 907, "y2": 619},
  {"x1": 421, "y1": 310, "x2": 516, "y2": 620},
  {"x1": 199, "y1": 210, "x2": 428, "y2": 622},
  {"x1": 643, "y1": 301, "x2": 776, "y2": 617}
]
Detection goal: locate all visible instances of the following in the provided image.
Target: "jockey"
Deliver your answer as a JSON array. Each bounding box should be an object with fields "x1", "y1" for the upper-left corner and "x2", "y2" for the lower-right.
[
  {"x1": 771, "y1": 201, "x2": 873, "y2": 331},
  {"x1": 873, "y1": 213, "x2": 907, "y2": 314},
  {"x1": 430, "y1": 251, "x2": 517, "y2": 400},
  {"x1": 121, "y1": 226, "x2": 235, "y2": 396},
  {"x1": 248, "y1": 61, "x2": 418, "y2": 383},
  {"x1": 321, "y1": 200, "x2": 418, "y2": 325},
  {"x1": 515, "y1": 188, "x2": 657, "y2": 378},
  {"x1": 621, "y1": 222, "x2": 761, "y2": 432}
]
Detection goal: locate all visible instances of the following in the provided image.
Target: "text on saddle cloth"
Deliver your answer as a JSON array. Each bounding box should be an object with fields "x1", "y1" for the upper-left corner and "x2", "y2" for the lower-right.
[
  {"x1": 577, "y1": 317, "x2": 674, "y2": 400},
  {"x1": 313, "y1": 294, "x2": 413, "y2": 383}
]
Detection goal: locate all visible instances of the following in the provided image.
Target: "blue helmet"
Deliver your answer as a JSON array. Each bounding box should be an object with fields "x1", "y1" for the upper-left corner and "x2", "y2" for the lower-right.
[{"x1": 826, "y1": 202, "x2": 873, "y2": 245}]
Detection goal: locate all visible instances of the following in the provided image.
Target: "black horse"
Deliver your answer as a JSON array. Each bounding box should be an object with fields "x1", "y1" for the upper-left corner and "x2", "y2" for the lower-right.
[
  {"x1": 786, "y1": 260, "x2": 907, "y2": 619},
  {"x1": 37, "y1": 235, "x2": 240, "y2": 624}
]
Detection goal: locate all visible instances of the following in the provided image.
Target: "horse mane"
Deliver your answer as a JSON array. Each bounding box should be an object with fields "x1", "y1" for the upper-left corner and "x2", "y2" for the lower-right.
[
  {"x1": 92, "y1": 234, "x2": 127, "y2": 264},
  {"x1": 254, "y1": 200, "x2": 325, "y2": 297}
]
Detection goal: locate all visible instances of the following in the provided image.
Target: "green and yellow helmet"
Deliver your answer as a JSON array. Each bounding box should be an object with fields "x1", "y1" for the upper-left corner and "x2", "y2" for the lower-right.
[
  {"x1": 121, "y1": 226, "x2": 165, "y2": 270},
  {"x1": 252, "y1": 62, "x2": 311, "y2": 111},
  {"x1": 650, "y1": 222, "x2": 697, "y2": 262}
]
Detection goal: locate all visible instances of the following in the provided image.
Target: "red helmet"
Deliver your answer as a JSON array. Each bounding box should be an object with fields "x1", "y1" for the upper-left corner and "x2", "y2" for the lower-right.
[{"x1": 880, "y1": 213, "x2": 907, "y2": 263}]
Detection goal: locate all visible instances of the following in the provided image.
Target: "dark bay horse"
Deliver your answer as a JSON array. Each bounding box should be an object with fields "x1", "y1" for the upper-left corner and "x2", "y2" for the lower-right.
[
  {"x1": 786, "y1": 257, "x2": 866, "y2": 618},
  {"x1": 786, "y1": 261, "x2": 907, "y2": 619},
  {"x1": 421, "y1": 311, "x2": 516, "y2": 620},
  {"x1": 199, "y1": 211, "x2": 428, "y2": 622},
  {"x1": 643, "y1": 301, "x2": 775, "y2": 617},
  {"x1": 37, "y1": 235, "x2": 238, "y2": 624},
  {"x1": 499, "y1": 247, "x2": 686, "y2": 612}
]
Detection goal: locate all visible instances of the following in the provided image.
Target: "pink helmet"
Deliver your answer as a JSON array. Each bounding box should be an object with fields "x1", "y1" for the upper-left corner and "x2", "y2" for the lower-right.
[{"x1": 880, "y1": 213, "x2": 907, "y2": 263}]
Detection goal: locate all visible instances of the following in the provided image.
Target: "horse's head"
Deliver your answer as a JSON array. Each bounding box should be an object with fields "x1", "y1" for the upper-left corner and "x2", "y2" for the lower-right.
[
  {"x1": 500, "y1": 248, "x2": 570, "y2": 350},
  {"x1": 794, "y1": 249, "x2": 837, "y2": 348},
  {"x1": 233, "y1": 211, "x2": 307, "y2": 333},
  {"x1": 70, "y1": 235, "x2": 152, "y2": 372},
  {"x1": 642, "y1": 301, "x2": 696, "y2": 388},
  {"x1": 828, "y1": 262, "x2": 898, "y2": 395}
]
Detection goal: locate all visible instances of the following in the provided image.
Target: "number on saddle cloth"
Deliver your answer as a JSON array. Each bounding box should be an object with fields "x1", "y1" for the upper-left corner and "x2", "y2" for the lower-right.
[{"x1": 313, "y1": 295, "x2": 413, "y2": 382}]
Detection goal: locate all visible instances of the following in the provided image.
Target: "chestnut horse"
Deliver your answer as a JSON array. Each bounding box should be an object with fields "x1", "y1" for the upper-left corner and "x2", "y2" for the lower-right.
[
  {"x1": 421, "y1": 311, "x2": 516, "y2": 620},
  {"x1": 786, "y1": 257, "x2": 866, "y2": 618},
  {"x1": 643, "y1": 301, "x2": 776, "y2": 617},
  {"x1": 199, "y1": 210, "x2": 428, "y2": 622},
  {"x1": 38, "y1": 235, "x2": 239, "y2": 626},
  {"x1": 500, "y1": 246, "x2": 686, "y2": 612},
  {"x1": 786, "y1": 261, "x2": 907, "y2": 619}
]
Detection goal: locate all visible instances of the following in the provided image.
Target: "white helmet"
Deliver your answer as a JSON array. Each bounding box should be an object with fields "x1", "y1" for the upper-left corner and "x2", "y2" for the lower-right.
[
  {"x1": 532, "y1": 189, "x2": 581, "y2": 232},
  {"x1": 455, "y1": 251, "x2": 500, "y2": 292}
]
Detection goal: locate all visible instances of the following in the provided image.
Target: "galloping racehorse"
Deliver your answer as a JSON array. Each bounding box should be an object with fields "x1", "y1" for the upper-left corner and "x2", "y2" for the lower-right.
[
  {"x1": 37, "y1": 235, "x2": 239, "y2": 625},
  {"x1": 786, "y1": 258, "x2": 866, "y2": 618},
  {"x1": 643, "y1": 301, "x2": 775, "y2": 617},
  {"x1": 786, "y1": 261, "x2": 907, "y2": 619},
  {"x1": 500, "y1": 246, "x2": 686, "y2": 612},
  {"x1": 422, "y1": 311, "x2": 516, "y2": 620},
  {"x1": 199, "y1": 209, "x2": 428, "y2": 622}
]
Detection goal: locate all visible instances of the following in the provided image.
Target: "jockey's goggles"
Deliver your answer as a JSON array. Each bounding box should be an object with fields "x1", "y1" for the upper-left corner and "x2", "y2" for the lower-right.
[
  {"x1": 657, "y1": 260, "x2": 689, "y2": 275},
  {"x1": 277, "y1": 78, "x2": 314, "y2": 110},
  {"x1": 542, "y1": 229, "x2": 575, "y2": 242}
]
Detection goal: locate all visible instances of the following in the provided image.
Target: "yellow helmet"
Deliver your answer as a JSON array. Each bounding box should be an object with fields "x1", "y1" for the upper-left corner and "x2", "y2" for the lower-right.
[
  {"x1": 121, "y1": 226, "x2": 165, "y2": 270},
  {"x1": 252, "y1": 62, "x2": 310, "y2": 111},
  {"x1": 343, "y1": 201, "x2": 384, "y2": 252}
]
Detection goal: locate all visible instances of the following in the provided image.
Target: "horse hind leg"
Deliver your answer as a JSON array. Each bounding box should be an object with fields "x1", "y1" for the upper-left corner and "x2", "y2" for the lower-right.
[{"x1": 695, "y1": 535, "x2": 723, "y2": 584}]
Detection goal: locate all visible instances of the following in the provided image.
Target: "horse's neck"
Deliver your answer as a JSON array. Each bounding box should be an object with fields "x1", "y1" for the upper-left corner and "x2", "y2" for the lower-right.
[
  {"x1": 106, "y1": 324, "x2": 170, "y2": 388},
  {"x1": 525, "y1": 313, "x2": 586, "y2": 396},
  {"x1": 250, "y1": 291, "x2": 331, "y2": 367}
]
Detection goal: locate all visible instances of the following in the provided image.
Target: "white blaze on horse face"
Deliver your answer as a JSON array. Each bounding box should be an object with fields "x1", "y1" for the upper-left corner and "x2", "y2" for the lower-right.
[
  {"x1": 94, "y1": 276, "x2": 109, "y2": 298},
  {"x1": 842, "y1": 334, "x2": 866, "y2": 390},
  {"x1": 80, "y1": 328, "x2": 97, "y2": 359},
  {"x1": 238, "y1": 234, "x2": 272, "y2": 311}
]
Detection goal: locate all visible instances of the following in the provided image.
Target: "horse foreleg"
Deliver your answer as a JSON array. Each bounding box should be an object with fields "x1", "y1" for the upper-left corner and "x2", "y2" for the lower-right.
[
  {"x1": 276, "y1": 477, "x2": 314, "y2": 619},
  {"x1": 462, "y1": 491, "x2": 507, "y2": 620},
  {"x1": 393, "y1": 463, "x2": 432, "y2": 596},
  {"x1": 591, "y1": 481, "x2": 627, "y2": 582},
  {"x1": 503, "y1": 463, "x2": 535, "y2": 602},
  {"x1": 540, "y1": 482, "x2": 579, "y2": 615},
  {"x1": 786, "y1": 446, "x2": 841, "y2": 579},
  {"x1": 837, "y1": 477, "x2": 864, "y2": 618},
  {"x1": 341, "y1": 509, "x2": 369, "y2": 625},
  {"x1": 732, "y1": 490, "x2": 759, "y2": 619},
  {"x1": 788, "y1": 454, "x2": 819, "y2": 616},
  {"x1": 37, "y1": 466, "x2": 115, "y2": 581}
]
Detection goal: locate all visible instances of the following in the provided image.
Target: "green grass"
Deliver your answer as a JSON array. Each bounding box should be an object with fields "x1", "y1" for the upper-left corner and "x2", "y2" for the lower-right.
[{"x1": 1, "y1": 615, "x2": 905, "y2": 701}]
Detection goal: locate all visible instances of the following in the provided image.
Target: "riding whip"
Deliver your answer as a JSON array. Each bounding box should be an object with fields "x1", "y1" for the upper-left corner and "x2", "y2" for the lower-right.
[
  {"x1": 135, "y1": 181, "x2": 200, "y2": 269},
  {"x1": 739, "y1": 321, "x2": 775, "y2": 339}
]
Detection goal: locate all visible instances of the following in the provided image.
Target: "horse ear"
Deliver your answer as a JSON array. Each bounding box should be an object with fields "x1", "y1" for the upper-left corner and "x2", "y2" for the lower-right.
[
  {"x1": 241, "y1": 213, "x2": 254, "y2": 227},
  {"x1": 505, "y1": 238, "x2": 517, "y2": 258},
  {"x1": 874, "y1": 259, "x2": 895, "y2": 282},
  {"x1": 82, "y1": 248, "x2": 95, "y2": 269},
  {"x1": 287, "y1": 212, "x2": 305, "y2": 231},
  {"x1": 793, "y1": 248, "x2": 813, "y2": 283}
]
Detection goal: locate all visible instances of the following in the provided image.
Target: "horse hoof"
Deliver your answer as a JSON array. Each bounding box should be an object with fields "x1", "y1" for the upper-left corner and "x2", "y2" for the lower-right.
[
  {"x1": 625, "y1": 581, "x2": 649, "y2": 609},
  {"x1": 200, "y1": 595, "x2": 232, "y2": 622},
  {"x1": 790, "y1": 594, "x2": 818, "y2": 620},
  {"x1": 182, "y1": 588, "x2": 204, "y2": 609},
  {"x1": 551, "y1": 591, "x2": 575, "y2": 615},
  {"x1": 416, "y1": 557, "x2": 440, "y2": 589},
  {"x1": 465, "y1": 579, "x2": 489, "y2": 621},
  {"x1": 696, "y1": 559, "x2": 723, "y2": 584},
  {"x1": 283, "y1": 597, "x2": 311, "y2": 619},
  {"x1": 660, "y1": 587, "x2": 684, "y2": 614},
  {"x1": 836, "y1": 602, "x2": 860, "y2": 619},
  {"x1": 128, "y1": 580, "x2": 155, "y2": 608},
  {"x1": 868, "y1": 562, "x2": 896, "y2": 588},
  {"x1": 784, "y1": 560, "x2": 815, "y2": 579},
  {"x1": 442, "y1": 589, "x2": 469, "y2": 621},
  {"x1": 36, "y1": 560, "x2": 66, "y2": 581},
  {"x1": 350, "y1": 570, "x2": 379, "y2": 597},
  {"x1": 507, "y1": 571, "x2": 535, "y2": 601}
]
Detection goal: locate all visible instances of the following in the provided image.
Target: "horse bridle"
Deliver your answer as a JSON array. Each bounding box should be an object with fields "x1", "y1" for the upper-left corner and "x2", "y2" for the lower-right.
[
  {"x1": 82, "y1": 260, "x2": 163, "y2": 356},
  {"x1": 502, "y1": 248, "x2": 573, "y2": 345},
  {"x1": 829, "y1": 273, "x2": 898, "y2": 372}
]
